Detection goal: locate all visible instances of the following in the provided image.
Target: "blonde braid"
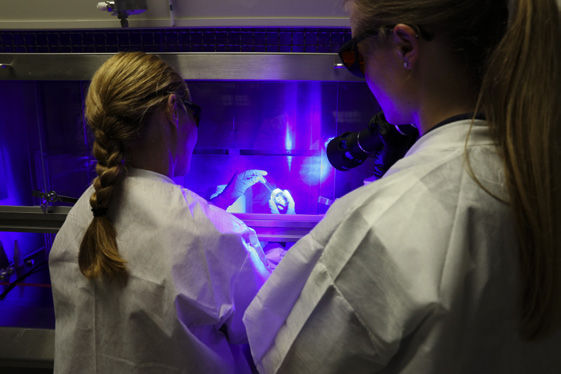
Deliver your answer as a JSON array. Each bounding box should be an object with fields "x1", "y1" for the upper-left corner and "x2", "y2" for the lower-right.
[
  {"x1": 78, "y1": 52, "x2": 189, "y2": 285},
  {"x1": 79, "y1": 120, "x2": 128, "y2": 284}
]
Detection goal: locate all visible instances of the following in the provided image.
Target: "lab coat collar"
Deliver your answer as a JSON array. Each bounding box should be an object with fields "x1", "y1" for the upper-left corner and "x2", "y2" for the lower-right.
[
  {"x1": 405, "y1": 119, "x2": 490, "y2": 158},
  {"x1": 422, "y1": 113, "x2": 486, "y2": 137},
  {"x1": 127, "y1": 167, "x2": 176, "y2": 185}
]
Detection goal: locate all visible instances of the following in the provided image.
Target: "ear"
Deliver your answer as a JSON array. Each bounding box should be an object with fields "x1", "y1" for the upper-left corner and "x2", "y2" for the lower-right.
[
  {"x1": 392, "y1": 24, "x2": 420, "y2": 70},
  {"x1": 166, "y1": 94, "x2": 180, "y2": 126}
]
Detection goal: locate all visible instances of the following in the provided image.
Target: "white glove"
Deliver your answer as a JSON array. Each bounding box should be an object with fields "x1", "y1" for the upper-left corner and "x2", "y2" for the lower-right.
[
  {"x1": 210, "y1": 170, "x2": 267, "y2": 209},
  {"x1": 268, "y1": 188, "x2": 296, "y2": 214}
]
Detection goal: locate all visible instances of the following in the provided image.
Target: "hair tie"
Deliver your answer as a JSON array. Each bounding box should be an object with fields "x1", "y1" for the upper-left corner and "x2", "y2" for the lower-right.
[{"x1": 92, "y1": 207, "x2": 108, "y2": 217}]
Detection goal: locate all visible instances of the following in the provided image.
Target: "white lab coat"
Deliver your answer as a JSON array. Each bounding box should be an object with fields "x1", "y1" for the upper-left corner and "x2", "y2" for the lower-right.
[
  {"x1": 243, "y1": 120, "x2": 561, "y2": 374},
  {"x1": 49, "y1": 168, "x2": 270, "y2": 374}
]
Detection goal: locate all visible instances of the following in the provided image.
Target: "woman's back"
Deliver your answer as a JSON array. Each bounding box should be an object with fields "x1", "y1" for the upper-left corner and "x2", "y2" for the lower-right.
[{"x1": 50, "y1": 168, "x2": 269, "y2": 373}]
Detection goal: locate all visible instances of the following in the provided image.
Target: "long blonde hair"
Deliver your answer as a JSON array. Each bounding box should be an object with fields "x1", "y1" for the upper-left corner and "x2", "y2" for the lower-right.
[
  {"x1": 79, "y1": 52, "x2": 189, "y2": 285},
  {"x1": 345, "y1": 0, "x2": 561, "y2": 339},
  {"x1": 479, "y1": 0, "x2": 561, "y2": 339}
]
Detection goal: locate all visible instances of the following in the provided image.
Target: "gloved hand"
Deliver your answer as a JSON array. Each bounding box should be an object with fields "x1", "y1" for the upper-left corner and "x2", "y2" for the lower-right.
[
  {"x1": 210, "y1": 170, "x2": 267, "y2": 209},
  {"x1": 268, "y1": 188, "x2": 296, "y2": 214},
  {"x1": 262, "y1": 242, "x2": 288, "y2": 270}
]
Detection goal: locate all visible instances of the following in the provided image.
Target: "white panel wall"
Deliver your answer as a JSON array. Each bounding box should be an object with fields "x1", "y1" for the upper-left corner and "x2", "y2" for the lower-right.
[{"x1": 0, "y1": 0, "x2": 349, "y2": 30}]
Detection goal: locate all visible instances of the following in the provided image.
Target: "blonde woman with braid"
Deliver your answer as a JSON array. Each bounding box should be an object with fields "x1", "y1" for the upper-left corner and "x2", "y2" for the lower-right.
[
  {"x1": 244, "y1": 0, "x2": 561, "y2": 373},
  {"x1": 49, "y1": 52, "x2": 270, "y2": 373}
]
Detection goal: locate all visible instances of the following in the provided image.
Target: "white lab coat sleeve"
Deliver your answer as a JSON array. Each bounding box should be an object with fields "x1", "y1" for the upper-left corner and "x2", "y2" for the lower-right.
[
  {"x1": 243, "y1": 193, "x2": 373, "y2": 372},
  {"x1": 243, "y1": 232, "x2": 324, "y2": 368},
  {"x1": 225, "y1": 231, "x2": 272, "y2": 345},
  {"x1": 198, "y1": 203, "x2": 271, "y2": 346},
  {"x1": 264, "y1": 263, "x2": 384, "y2": 374},
  {"x1": 163, "y1": 190, "x2": 270, "y2": 356}
]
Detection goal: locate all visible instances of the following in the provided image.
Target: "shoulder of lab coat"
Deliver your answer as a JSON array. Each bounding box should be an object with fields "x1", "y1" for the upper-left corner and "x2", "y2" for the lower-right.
[{"x1": 244, "y1": 120, "x2": 538, "y2": 373}]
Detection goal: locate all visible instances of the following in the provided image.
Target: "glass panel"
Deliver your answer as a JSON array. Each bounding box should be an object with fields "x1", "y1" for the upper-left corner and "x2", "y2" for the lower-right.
[
  {"x1": 0, "y1": 79, "x2": 380, "y2": 217},
  {"x1": 0, "y1": 80, "x2": 93, "y2": 207}
]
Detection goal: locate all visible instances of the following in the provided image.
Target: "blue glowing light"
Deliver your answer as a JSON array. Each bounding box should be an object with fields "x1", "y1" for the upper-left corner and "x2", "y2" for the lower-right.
[{"x1": 284, "y1": 120, "x2": 294, "y2": 151}]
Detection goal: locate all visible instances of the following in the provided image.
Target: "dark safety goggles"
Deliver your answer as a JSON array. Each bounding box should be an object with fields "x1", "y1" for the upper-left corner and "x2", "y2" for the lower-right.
[
  {"x1": 338, "y1": 29, "x2": 383, "y2": 78},
  {"x1": 182, "y1": 99, "x2": 202, "y2": 127},
  {"x1": 338, "y1": 25, "x2": 433, "y2": 78}
]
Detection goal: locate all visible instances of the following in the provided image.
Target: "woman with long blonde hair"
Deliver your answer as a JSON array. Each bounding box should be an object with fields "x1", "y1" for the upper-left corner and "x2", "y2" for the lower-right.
[
  {"x1": 49, "y1": 52, "x2": 270, "y2": 373},
  {"x1": 244, "y1": 0, "x2": 561, "y2": 372}
]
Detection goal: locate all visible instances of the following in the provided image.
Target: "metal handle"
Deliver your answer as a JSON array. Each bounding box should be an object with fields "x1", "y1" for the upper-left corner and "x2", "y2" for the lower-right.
[
  {"x1": 333, "y1": 62, "x2": 345, "y2": 69},
  {"x1": 0, "y1": 63, "x2": 13, "y2": 70}
]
